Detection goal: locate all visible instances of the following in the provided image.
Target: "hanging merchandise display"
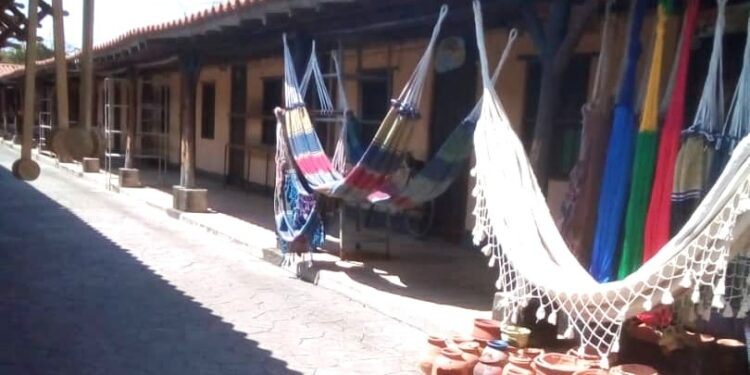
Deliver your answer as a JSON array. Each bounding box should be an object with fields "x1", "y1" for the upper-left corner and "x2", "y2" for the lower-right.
[
  {"x1": 588, "y1": 0, "x2": 648, "y2": 282},
  {"x1": 559, "y1": 0, "x2": 616, "y2": 266},
  {"x1": 279, "y1": 11, "x2": 517, "y2": 211},
  {"x1": 618, "y1": 5, "x2": 668, "y2": 279},
  {"x1": 709, "y1": 16, "x2": 750, "y2": 187},
  {"x1": 470, "y1": 0, "x2": 750, "y2": 362},
  {"x1": 643, "y1": 0, "x2": 700, "y2": 262},
  {"x1": 671, "y1": 0, "x2": 727, "y2": 234},
  {"x1": 273, "y1": 117, "x2": 325, "y2": 254}
]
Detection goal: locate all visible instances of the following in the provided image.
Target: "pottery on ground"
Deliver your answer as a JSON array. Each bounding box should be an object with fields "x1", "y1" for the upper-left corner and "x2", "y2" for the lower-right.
[
  {"x1": 433, "y1": 347, "x2": 470, "y2": 375},
  {"x1": 565, "y1": 347, "x2": 603, "y2": 368},
  {"x1": 571, "y1": 370, "x2": 608, "y2": 375},
  {"x1": 508, "y1": 348, "x2": 542, "y2": 370},
  {"x1": 480, "y1": 340, "x2": 510, "y2": 368},
  {"x1": 501, "y1": 363, "x2": 534, "y2": 375},
  {"x1": 419, "y1": 336, "x2": 447, "y2": 374},
  {"x1": 459, "y1": 341, "x2": 482, "y2": 370},
  {"x1": 532, "y1": 352, "x2": 585, "y2": 375},
  {"x1": 474, "y1": 350, "x2": 506, "y2": 375},
  {"x1": 609, "y1": 364, "x2": 658, "y2": 375},
  {"x1": 474, "y1": 319, "x2": 502, "y2": 341}
]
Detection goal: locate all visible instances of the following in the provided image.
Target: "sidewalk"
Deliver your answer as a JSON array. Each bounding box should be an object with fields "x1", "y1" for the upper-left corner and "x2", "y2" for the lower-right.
[{"x1": 9, "y1": 141, "x2": 495, "y2": 336}]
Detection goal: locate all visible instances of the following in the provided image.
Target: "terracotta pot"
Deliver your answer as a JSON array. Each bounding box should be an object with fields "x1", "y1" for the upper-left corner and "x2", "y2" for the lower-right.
[
  {"x1": 532, "y1": 352, "x2": 585, "y2": 375},
  {"x1": 419, "y1": 336, "x2": 447, "y2": 374},
  {"x1": 474, "y1": 351, "x2": 506, "y2": 375},
  {"x1": 502, "y1": 363, "x2": 534, "y2": 375},
  {"x1": 459, "y1": 341, "x2": 482, "y2": 370},
  {"x1": 609, "y1": 364, "x2": 658, "y2": 375},
  {"x1": 571, "y1": 370, "x2": 607, "y2": 375},
  {"x1": 474, "y1": 319, "x2": 502, "y2": 341},
  {"x1": 451, "y1": 335, "x2": 477, "y2": 347},
  {"x1": 433, "y1": 347, "x2": 470, "y2": 375},
  {"x1": 565, "y1": 348, "x2": 602, "y2": 368},
  {"x1": 508, "y1": 349, "x2": 542, "y2": 370}
]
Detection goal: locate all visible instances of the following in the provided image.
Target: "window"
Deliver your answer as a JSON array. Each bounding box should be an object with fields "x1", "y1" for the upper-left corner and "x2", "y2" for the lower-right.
[
  {"x1": 358, "y1": 69, "x2": 391, "y2": 144},
  {"x1": 201, "y1": 82, "x2": 216, "y2": 139},
  {"x1": 522, "y1": 55, "x2": 591, "y2": 179},
  {"x1": 261, "y1": 78, "x2": 282, "y2": 146}
]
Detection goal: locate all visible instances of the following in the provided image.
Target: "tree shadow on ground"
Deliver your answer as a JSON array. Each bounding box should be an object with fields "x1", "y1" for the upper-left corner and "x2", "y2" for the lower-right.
[{"x1": 0, "y1": 167, "x2": 299, "y2": 375}]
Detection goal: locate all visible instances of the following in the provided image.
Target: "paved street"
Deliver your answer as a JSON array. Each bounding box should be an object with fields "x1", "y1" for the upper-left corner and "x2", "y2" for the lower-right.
[{"x1": 0, "y1": 147, "x2": 422, "y2": 375}]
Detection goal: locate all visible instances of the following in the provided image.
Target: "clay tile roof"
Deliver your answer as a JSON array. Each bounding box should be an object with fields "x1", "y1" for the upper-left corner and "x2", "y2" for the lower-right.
[
  {"x1": 0, "y1": 0, "x2": 269, "y2": 80},
  {"x1": 0, "y1": 63, "x2": 22, "y2": 76}
]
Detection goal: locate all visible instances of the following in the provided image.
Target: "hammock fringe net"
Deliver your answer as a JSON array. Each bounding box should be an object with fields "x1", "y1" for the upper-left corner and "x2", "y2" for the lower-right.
[{"x1": 470, "y1": 0, "x2": 750, "y2": 364}]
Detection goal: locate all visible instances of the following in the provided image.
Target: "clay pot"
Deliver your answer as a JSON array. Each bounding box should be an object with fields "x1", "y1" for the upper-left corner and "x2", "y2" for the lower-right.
[
  {"x1": 508, "y1": 348, "x2": 542, "y2": 370},
  {"x1": 571, "y1": 370, "x2": 607, "y2": 375},
  {"x1": 433, "y1": 347, "x2": 470, "y2": 375},
  {"x1": 501, "y1": 325, "x2": 531, "y2": 348},
  {"x1": 459, "y1": 341, "x2": 482, "y2": 370},
  {"x1": 474, "y1": 351, "x2": 506, "y2": 375},
  {"x1": 532, "y1": 353, "x2": 585, "y2": 375},
  {"x1": 419, "y1": 336, "x2": 447, "y2": 374},
  {"x1": 502, "y1": 363, "x2": 534, "y2": 375},
  {"x1": 609, "y1": 364, "x2": 658, "y2": 375},
  {"x1": 452, "y1": 335, "x2": 477, "y2": 347},
  {"x1": 474, "y1": 319, "x2": 502, "y2": 341},
  {"x1": 565, "y1": 347, "x2": 602, "y2": 368}
]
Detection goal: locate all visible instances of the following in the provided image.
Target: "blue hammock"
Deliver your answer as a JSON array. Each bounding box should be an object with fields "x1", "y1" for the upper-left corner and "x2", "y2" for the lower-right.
[{"x1": 589, "y1": 0, "x2": 649, "y2": 282}]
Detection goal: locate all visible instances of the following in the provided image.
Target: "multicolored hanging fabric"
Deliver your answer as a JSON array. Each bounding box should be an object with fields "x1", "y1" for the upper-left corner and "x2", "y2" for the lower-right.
[
  {"x1": 643, "y1": 0, "x2": 700, "y2": 262},
  {"x1": 618, "y1": 5, "x2": 668, "y2": 279},
  {"x1": 671, "y1": 0, "x2": 727, "y2": 234},
  {"x1": 560, "y1": 0, "x2": 615, "y2": 266},
  {"x1": 281, "y1": 6, "x2": 449, "y2": 203},
  {"x1": 709, "y1": 16, "x2": 750, "y2": 187},
  {"x1": 274, "y1": 116, "x2": 324, "y2": 253},
  {"x1": 589, "y1": 0, "x2": 648, "y2": 283}
]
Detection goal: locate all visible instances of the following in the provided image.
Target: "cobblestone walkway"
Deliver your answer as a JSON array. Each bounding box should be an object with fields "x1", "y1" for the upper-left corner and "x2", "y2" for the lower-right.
[{"x1": 0, "y1": 149, "x2": 422, "y2": 375}]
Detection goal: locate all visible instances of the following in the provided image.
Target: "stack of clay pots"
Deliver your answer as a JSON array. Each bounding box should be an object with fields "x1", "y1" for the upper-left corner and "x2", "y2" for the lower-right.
[{"x1": 419, "y1": 318, "x2": 663, "y2": 375}]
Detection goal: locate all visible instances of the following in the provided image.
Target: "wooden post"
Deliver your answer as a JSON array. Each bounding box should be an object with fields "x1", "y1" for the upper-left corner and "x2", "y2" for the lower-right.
[
  {"x1": 52, "y1": 0, "x2": 69, "y2": 130},
  {"x1": 179, "y1": 54, "x2": 199, "y2": 188},
  {"x1": 124, "y1": 69, "x2": 137, "y2": 169},
  {"x1": 79, "y1": 0, "x2": 94, "y2": 129},
  {"x1": 21, "y1": 0, "x2": 39, "y2": 161},
  {"x1": 1, "y1": 87, "x2": 6, "y2": 137},
  {"x1": 13, "y1": 0, "x2": 41, "y2": 181}
]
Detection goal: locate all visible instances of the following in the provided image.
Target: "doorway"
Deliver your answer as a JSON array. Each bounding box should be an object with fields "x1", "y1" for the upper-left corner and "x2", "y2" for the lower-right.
[{"x1": 428, "y1": 35, "x2": 477, "y2": 242}]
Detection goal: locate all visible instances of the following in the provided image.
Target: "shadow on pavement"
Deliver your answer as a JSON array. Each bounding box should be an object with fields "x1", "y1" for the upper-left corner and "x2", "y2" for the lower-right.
[{"x1": 0, "y1": 166, "x2": 299, "y2": 375}]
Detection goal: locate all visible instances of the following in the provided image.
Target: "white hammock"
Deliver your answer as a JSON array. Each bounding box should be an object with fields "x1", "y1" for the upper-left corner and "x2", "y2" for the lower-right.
[{"x1": 470, "y1": 0, "x2": 750, "y2": 362}]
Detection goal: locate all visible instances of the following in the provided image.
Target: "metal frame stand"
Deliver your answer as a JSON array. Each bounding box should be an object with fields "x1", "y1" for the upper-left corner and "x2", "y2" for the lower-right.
[
  {"x1": 103, "y1": 78, "x2": 130, "y2": 190},
  {"x1": 137, "y1": 78, "x2": 169, "y2": 186}
]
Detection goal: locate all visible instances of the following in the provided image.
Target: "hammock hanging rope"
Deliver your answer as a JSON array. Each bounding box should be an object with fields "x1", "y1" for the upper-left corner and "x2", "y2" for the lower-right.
[
  {"x1": 470, "y1": 0, "x2": 750, "y2": 361},
  {"x1": 709, "y1": 16, "x2": 750, "y2": 186},
  {"x1": 618, "y1": 5, "x2": 668, "y2": 279},
  {"x1": 589, "y1": 0, "x2": 649, "y2": 282},
  {"x1": 672, "y1": 0, "x2": 727, "y2": 234},
  {"x1": 643, "y1": 0, "x2": 700, "y2": 262},
  {"x1": 280, "y1": 5, "x2": 448, "y2": 203},
  {"x1": 560, "y1": 0, "x2": 616, "y2": 267}
]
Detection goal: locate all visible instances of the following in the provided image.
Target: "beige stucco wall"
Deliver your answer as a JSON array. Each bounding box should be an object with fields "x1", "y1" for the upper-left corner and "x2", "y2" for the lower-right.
[
  {"x1": 246, "y1": 57, "x2": 282, "y2": 186},
  {"x1": 195, "y1": 66, "x2": 231, "y2": 175}
]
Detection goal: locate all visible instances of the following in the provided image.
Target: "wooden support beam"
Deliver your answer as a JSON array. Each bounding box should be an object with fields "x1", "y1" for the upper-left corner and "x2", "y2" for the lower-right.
[
  {"x1": 178, "y1": 53, "x2": 200, "y2": 188},
  {"x1": 20, "y1": 0, "x2": 38, "y2": 160},
  {"x1": 52, "y1": 0, "x2": 69, "y2": 130},
  {"x1": 79, "y1": 0, "x2": 94, "y2": 129},
  {"x1": 124, "y1": 69, "x2": 137, "y2": 169}
]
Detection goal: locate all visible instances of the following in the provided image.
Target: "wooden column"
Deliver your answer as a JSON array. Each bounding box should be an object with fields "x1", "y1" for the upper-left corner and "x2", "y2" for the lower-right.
[
  {"x1": 21, "y1": 0, "x2": 39, "y2": 160},
  {"x1": 13, "y1": 0, "x2": 41, "y2": 180},
  {"x1": 1, "y1": 87, "x2": 6, "y2": 137},
  {"x1": 52, "y1": 0, "x2": 69, "y2": 130},
  {"x1": 79, "y1": 0, "x2": 94, "y2": 129},
  {"x1": 124, "y1": 69, "x2": 137, "y2": 169},
  {"x1": 179, "y1": 54, "x2": 199, "y2": 188}
]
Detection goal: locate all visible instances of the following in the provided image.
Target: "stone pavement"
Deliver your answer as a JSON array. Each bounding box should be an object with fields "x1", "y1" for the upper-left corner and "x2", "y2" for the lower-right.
[{"x1": 0, "y1": 148, "x2": 423, "y2": 375}]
